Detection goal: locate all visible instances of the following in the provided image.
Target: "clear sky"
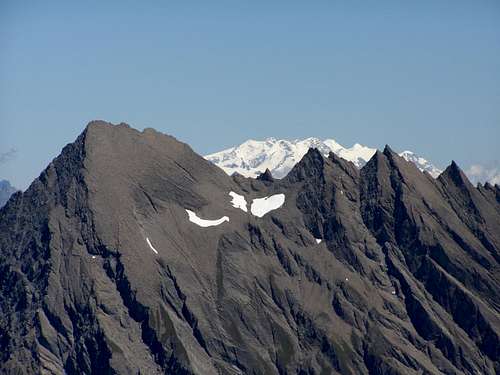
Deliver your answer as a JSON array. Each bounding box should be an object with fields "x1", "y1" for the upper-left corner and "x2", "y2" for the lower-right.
[{"x1": 1, "y1": 1, "x2": 499, "y2": 189}]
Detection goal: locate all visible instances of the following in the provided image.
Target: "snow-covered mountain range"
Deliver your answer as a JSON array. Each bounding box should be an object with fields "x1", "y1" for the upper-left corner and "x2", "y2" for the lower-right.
[{"x1": 205, "y1": 137, "x2": 442, "y2": 179}]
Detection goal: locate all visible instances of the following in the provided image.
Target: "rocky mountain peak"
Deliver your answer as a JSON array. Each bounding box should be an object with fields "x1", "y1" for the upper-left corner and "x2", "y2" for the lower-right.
[
  {"x1": 360, "y1": 148, "x2": 390, "y2": 177},
  {"x1": 382, "y1": 144, "x2": 396, "y2": 156},
  {"x1": 440, "y1": 159, "x2": 470, "y2": 186},
  {"x1": 1, "y1": 121, "x2": 499, "y2": 375},
  {"x1": 256, "y1": 168, "x2": 274, "y2": 182},
  {"x1": 285, "y1": 148, "x2": 326, "y2": 182}
]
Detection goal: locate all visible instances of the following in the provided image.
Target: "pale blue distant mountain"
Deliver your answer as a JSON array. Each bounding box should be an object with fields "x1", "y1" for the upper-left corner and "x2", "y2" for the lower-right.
[{"x1": 0, "y1": 180, "x2": 18, "y2": 208}]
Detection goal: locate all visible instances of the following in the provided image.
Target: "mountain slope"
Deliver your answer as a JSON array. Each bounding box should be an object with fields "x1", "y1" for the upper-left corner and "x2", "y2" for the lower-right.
[
  {"x1": 205, "y1": 137, "x2": 442, "y2": 179},
  {"x1": 0, "y1": 122, "x2": 498, "y2": 374}
]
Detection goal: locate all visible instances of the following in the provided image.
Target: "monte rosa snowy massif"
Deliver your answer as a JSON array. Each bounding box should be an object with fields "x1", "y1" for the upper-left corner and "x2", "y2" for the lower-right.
[{"x1": 205, "y1": 137, "x2": 442, "y2": 179}]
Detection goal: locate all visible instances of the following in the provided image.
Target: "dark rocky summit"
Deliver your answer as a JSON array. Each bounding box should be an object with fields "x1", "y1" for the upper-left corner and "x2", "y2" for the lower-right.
[
  {"x1": 0, "y1": 121, "x2": 498, "y2": 374},
  {"x1": 0, "y1": 180, "x2": 17, "y2": 208}
]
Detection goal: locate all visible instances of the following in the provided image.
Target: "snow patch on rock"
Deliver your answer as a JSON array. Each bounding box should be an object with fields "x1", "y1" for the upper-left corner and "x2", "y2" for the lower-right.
[
  {"x1": 315, "y1": 238, "x2": 322, "y2": 244},
  {"x1": 186, "y1": 209, "x2": 229, "y2": 227},
  {"x1": 229, "y1": 191, "x2": 248, "y2": 212},
  {"x1": 146, "y1": 237, "x2": 158, "y2": 254},
  {"x1": 250, "y1": 194, "x2": 285, "y2": 218}
]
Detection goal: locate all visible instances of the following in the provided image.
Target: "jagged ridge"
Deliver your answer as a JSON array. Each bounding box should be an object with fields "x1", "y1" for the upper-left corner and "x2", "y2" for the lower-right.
[{"x1": 0, "y1": 122, "x2": 498, "y2": 374}]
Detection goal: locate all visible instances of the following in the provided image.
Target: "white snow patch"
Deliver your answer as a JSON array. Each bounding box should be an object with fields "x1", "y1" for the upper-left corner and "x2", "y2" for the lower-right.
[
  {"x1": 229, "y1": 191, "x2": 248, "y2": 212},
  {"x1": 91, "y1": 255, "x2": 96, "y2": 259},
  {"x1": 345, "y1": 278, "x2": 349, "y2": 281},
  {"x1": 315, "y1": 238, "x2": 322, "y2": 244},
  {"x1": 391, "y1": 291, "x2": 397, "y2": 295},
  {"x1": 146, "y1": 237, "x2": 158, "y2": 254},
  {"x1": 186, "y1": 209, "x2": 229, "y2": 227},
  {"x1": 250, "y1": 194, "x2": 285, "y2": 218}
]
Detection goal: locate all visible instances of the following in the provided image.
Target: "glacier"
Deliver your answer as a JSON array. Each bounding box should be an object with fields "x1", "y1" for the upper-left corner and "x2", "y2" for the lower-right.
[{"x1": 205, "y1": 137, "x2": 442, "y2": 179}]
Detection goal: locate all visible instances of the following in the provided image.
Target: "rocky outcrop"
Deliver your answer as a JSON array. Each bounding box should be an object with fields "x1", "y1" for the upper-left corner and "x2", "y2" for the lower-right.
[{"x1": 0, "y1": 122, "x2": 498, "y2": 374}]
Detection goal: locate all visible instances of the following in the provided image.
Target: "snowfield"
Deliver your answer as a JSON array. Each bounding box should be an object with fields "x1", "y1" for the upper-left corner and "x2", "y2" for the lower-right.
[
  {"x1": 205, "y1": 137, "x2": 442, "y2": 179},
  {"x1": 184, "y1": 192, "x2": 285, "y2": 226},
  {"x1": 205, "y1": 137, "x2": 375, "y2": 178},
  {"x1": 250, "y1": 194, "x2": 286, "y2": 218},
  {"x1": 146, "y1": 237, "x2": 158, "y2": 254},
  {"x1": 229, "y1": 191, "x2": 248, "y2": 212},
  {"x1": 186, "y1": 209, "x2": 229, "y2": 227}
]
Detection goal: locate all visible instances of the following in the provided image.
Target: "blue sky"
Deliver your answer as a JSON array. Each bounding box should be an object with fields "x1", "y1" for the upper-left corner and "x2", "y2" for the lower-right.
[{"x1": 1, "y1": 1, "x2": 499, "y2": 189}]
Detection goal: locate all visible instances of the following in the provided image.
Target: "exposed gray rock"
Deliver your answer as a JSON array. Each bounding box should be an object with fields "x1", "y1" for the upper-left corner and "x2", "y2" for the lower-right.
[{"x1": 0, "y1": 121, "x2": 498, "y2": 374}]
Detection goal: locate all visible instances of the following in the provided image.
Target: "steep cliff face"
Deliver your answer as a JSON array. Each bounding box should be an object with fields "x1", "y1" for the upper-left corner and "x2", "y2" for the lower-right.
[{"x1": 0, "y1": 122, "x2": 498, "y2": 374}]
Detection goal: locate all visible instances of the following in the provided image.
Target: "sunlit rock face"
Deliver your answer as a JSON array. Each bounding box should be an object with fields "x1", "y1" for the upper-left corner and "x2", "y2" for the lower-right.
[{"x1": 0, "y1": 121, "x2": 498, "y2": 375}]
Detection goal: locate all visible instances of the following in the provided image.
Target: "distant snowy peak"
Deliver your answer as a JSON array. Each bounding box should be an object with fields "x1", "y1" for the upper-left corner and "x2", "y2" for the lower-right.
[
  {"x1": 399, "y1": 151, "x2": 442, "y2": 178},
  {"x1": 205, "y1": 137, "x2": 377, "y2": 179},
  {"x1": 205, "y1": 137, "x2": 442, "y2": 179}
]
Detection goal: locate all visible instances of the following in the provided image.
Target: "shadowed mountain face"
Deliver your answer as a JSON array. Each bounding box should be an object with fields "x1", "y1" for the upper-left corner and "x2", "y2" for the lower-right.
[{"x1": 0, "y1": 121, "x2": 498, "y2": 375}]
